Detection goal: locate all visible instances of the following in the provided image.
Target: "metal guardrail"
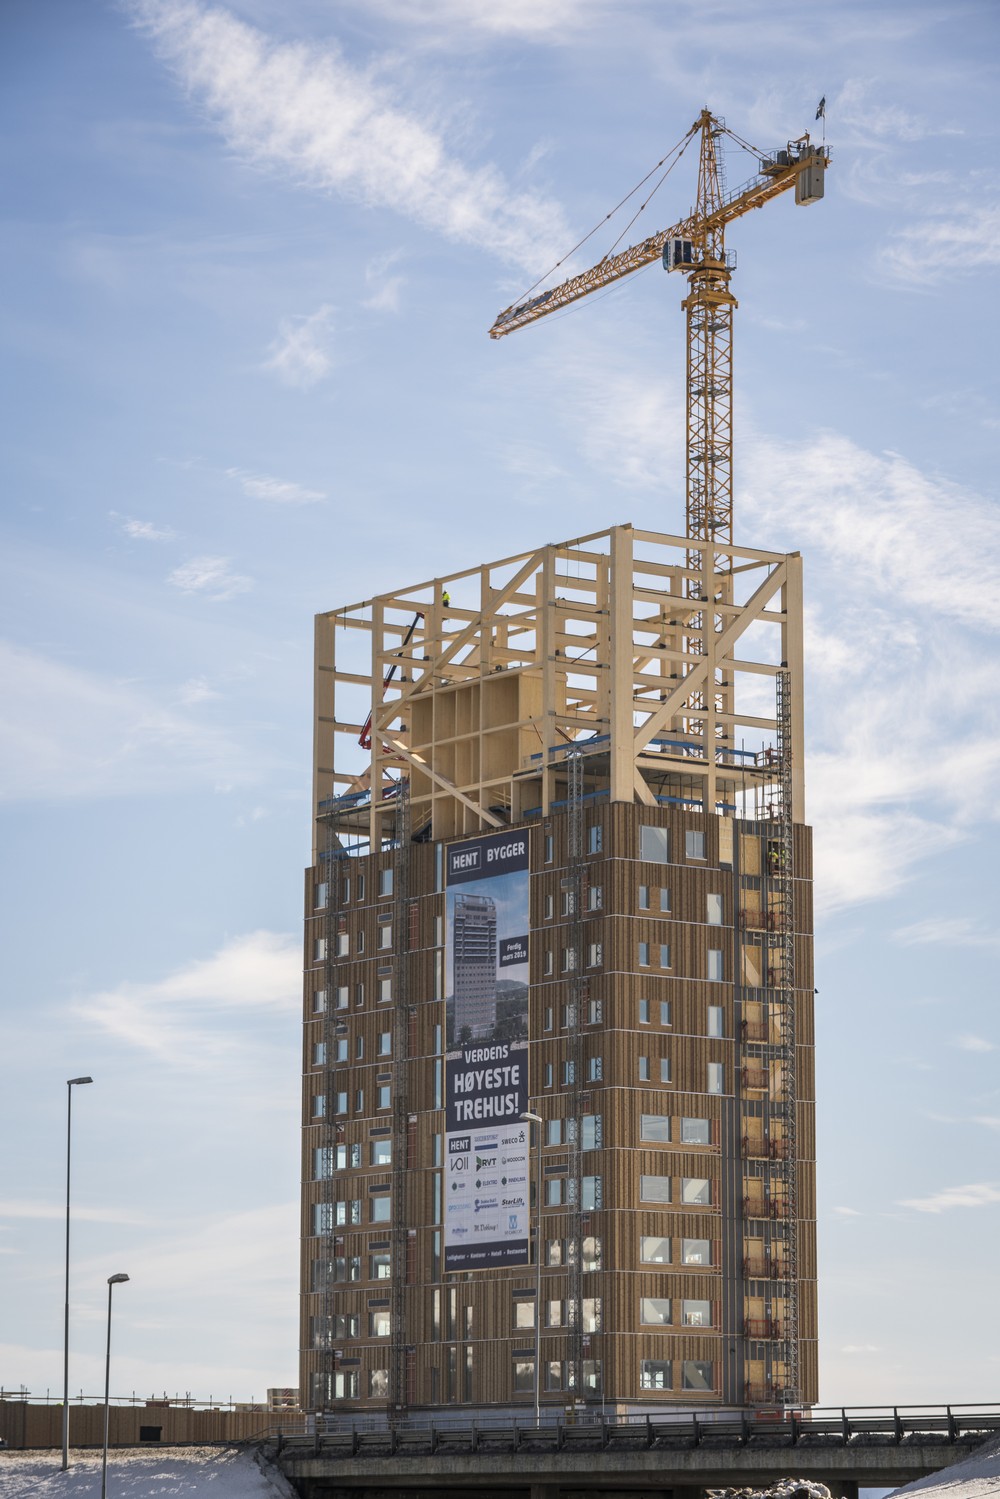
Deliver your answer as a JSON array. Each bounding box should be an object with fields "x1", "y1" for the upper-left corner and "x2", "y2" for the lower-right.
[{"x1": 269, "y1": 1404, "x2": 1000, "y2": 1461}]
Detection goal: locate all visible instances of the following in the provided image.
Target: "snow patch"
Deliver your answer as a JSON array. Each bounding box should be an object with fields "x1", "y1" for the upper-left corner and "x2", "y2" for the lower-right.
[{"x1": 0, "y1": 1445, "x2": 282, "y2": 1497}]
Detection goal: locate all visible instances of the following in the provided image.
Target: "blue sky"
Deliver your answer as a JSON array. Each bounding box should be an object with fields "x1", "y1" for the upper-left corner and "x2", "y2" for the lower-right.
[{"x1": 2, "y1": 0, "x2": 999, "y2": 1411}]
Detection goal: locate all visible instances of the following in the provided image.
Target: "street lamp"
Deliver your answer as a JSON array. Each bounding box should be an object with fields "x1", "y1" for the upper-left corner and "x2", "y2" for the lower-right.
[
  {"x1": 63, "y1": 1075, "x2": 93, "y2": 1470},
  {"x1": 101, "y1": 1273, "x2": 130, "y2": 1499},
  {"x1": 520, "y1": 1111, "x2": 544, "y2": 1425}
]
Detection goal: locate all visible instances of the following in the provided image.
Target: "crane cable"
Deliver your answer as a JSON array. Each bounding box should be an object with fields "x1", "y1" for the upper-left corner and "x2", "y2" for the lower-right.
[{"x1": 497, "y1": 122, "x2": 699, "y2": 316}]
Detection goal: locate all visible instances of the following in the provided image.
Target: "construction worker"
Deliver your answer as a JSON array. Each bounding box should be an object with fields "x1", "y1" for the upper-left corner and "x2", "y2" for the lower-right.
[{"x1": 442, "y1": 589, "x2": 450, "y2": 607}]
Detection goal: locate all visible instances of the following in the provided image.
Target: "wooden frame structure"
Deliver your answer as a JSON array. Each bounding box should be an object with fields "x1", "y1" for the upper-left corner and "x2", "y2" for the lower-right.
[{"x1": 312, "y1": 524, "x2": 803, "y2": 857}]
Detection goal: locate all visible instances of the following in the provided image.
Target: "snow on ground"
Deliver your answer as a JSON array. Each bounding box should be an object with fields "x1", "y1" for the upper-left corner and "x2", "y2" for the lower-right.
[
  {"x1": 0, "y1": 1445, "x2": 293, "y2": 1498},
  {"x1": 891, "y1": 1435, "x2": 1000, "y2": 1497}
]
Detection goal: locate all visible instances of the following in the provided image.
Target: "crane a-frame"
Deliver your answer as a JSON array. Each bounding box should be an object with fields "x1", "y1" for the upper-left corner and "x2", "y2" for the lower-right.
[{"x1": 489, "y1": 109, "x2": 828, "y2": 554}]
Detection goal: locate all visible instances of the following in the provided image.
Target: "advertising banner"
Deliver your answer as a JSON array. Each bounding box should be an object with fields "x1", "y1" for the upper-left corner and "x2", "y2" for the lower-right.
[{"x1": 444, "y1": 829, "x2": 530, "y2": 1272}]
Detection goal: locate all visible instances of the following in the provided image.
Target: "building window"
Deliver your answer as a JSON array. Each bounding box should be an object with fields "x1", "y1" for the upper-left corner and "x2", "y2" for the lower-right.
[
  {"x1": 546, "y1": 1118, "x2": 563, "y2": 1146},
  {"x1": 638, "y1": 998, "x2": 650, "y2": 1024},
  {"x1": 313, "y1": 938, "x2": 327, "y2": 962},
  {"x1": 314, "y1": 881, "x2": 329, "y2": 909},
  {"x1": 707, "y1": 1005, "x2": 724, "y2": 1038},
  {"x1": 545, "y1": 1179, "x2": 563, "y2": 1207},
  {"x1": 369, "y1": 1369, "x2": 388, "y2": 1398},
  {"x1": 355, "y1": 1035, "x2": 364, "y2": 1060},
  {"x1": 355, "y1": 982, "x2": 365, "y2": 1008},
  {"x1": 686, "y1": 830, "x2": 706, "y2": 860},
  {"x1": 659, "y1": 943, "x2": 671, "y2": 969},
  {"x1": 544, "y1": 893, "x2": 554, "y2": 920},
  {"x1": 638, "y1": 1056, "x2": 650, "y2": 1082},
  {"x1": 641, "y1": 1297, "x2": 671, "y2": 1326},
  {"x1": 707, "y1": 893, "x2": 723, "y2": 925},
  {"x1": 639, "y1": 825, "x2": 669, "y2": 864},
  {"x1": 682, "y1": 1177, "x2": 712, "y2": 1206},
  {"x1": 660, "y1": 887, "x2": 671, "y2": 913},
  {"x1": 312, "y1": 1095, "x2": 326, "y2": 1119},
  {"x1": 581, "y1": 1114, "x2": 602, "y2": 1151},
  {"x1": 335, "y1": 985, "x2": 349, "y2": 1010},
  {"x1": 378, "y1": 1031, "x2": 392, "y2": 1056},
  {"x1": 332, "y1": 1371, "x2": 358, "y2": 1400},
  {"x1": 313, "y1": 989, "x2": 327, "y2": 1013},
  {"x1": 582, "y1": 1360, "x2": 602, "y2": 1395},
  {"x1": 683, "y1": 1360, "x2": 714, "y2": 1392},
  {"x1": 707, "y1": 949, "x2": 723, "y2": 982},
  {"x1": 372, "y1": 1140, "x2": 391, "y2": 1166},
  {"x1": 638, "y1": 884, "x2": 650, "y2": 910},
  {"x1": 334, "y1": 1091, "x2": 348, "y2": 1114},
  {"x1": 544, "y1": 834, "x2": 554, "y2": 863},
  {"x1": 683, "y1": 1299, "x2": 712, "y2": 1327},
  {"x1": 707, "y1": 1062, "x2": 724, "y2": 1094},
  {"x1": 640, "y1": 1174, "x2": 671, "y2": 1203},
  {"x1": 681, "y1": 1117, "x2": 711, "y2": 1144},
  {"x1": 370, "y1": 1311, "x2": 391, "y2": 1338},
  {"x1": 356, "y1": 873, "x2": 365, "y2": 901},
  {"x1": 544, "y1": 1062, "x2": 554, "y2": 1088},
  {"x1": 513, "y1": 1359, "x2": 535, "y2": 1394},
  {"x1": 640, "y1": 1235, "x2": 670, "y2": 1265},
  {"x1": 545, "y1": 1299, "x2": 564, "y2": 1328},
  {"x1": 355, "y1": 1089, "x2": 364, "y2": 1113},
  {"x1": 379, "y1": 924, "x2": 393, "y2": 950},
  {"x1": 312, "y1": 1042, "x2": 326, "y2": 1067},
  {"x1": 581, "y1": 1175, "x2": 602, "y2": 1210},
  {"x1": 582, "y1": 1234, "x2": 602, "y2": 1271},
  {"x1": 588, "y1": 825, "x2": 602, "y2": 854},
  {"x1": 561, "y1": 889, "x2": 577, "y2": 917},
  {"x1": 659, "y1": 1057, "x2": 672, "y2": 1085},
  {"x1": 336, "y1": 933, "x2": 349, "y2": 957},
  {"x1": 333, "y1": 1313, "x2": 358, "y2": 1339},
  {"x1": 562, "y1": 1061, "x2": 575, "y2": 1085},
  {"x1": 581, "y1": 1297, "x2": 601, "y2": 1333},
  {"x1": 546, "y1": 1361, "x2": 565, "y2": 1391},
  {"x1": 544, "y1": 951, "x2": 554, "y2": 976},
  {"x1": 378, "y1": 867, "x2": 393, "y2": 897},
  {"x1": 640, "y1": 1114, "x2": 670, "y2": 1143},
  {"x1": 683, "y1": 1238, "x2": 711, "y2": 1266},
  {"x1": 587, "y1": 1056, "x2": 603, "y2": 1082},
  {"x1": 379, "y1": 978, "x2": 392, "y2": 1003},
  {"x1": 640, "y1": 1360, "x2": 672, "y2": 1391},
  {"x1": 561, "y1": 946, "x2": 577, "y2": 973},
  {"x1": 545, "y1": 1238, "x2": 564, "y2": 1266},
  {"x1": 638, "y1": 942, "x2": 650, "y2": 967},
  {"x1": 543, "y1": 1006, "x2": 553, "y2": 1032},
  {"x1": 660, "y1": 1000, "x2": 672, "y2": 1027},
  {"x1": 356, "y1": 929, "x2": 365, "y2": 955},
  {"x1": 377, "y1": 1084, "x2": 391, "y2": 1110},
  {"x1": 588, "y1": 885, "x2": 603, "y2": 911},
  {"x1": 588, "y1": 998, "x2": 603, "y2": 1025},
  {"x1": 312, "y1": 1203, "x2": 332, "y2": 1235},
  {"x1": 371, "y1": 1194, "x2": 391, "y2": 1223},
  {"x1": 514, "y1": 1299, "x2": 536, "y2": 1330},
  {"x1": 587, "y1": 942, "x2": 602, "y2": 968},
  {"x1": 313, "y1": 1147, "x2": 333, "y2": 1180}
]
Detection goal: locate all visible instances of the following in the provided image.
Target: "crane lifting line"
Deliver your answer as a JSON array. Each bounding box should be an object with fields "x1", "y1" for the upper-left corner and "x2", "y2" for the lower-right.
[{"x1": 497, "y1": 117, "x2": 771, "y2": 326}]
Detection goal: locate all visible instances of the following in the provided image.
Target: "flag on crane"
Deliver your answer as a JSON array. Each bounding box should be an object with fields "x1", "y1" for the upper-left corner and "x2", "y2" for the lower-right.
[{"x1": 815, "y1": 97, "x2": 826, "y2": 120}]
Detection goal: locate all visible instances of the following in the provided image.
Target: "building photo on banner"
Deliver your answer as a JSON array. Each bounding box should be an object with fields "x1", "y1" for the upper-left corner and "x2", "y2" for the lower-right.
[
  {"x1": 2, "y1": 2, "x2": 1000, "y2": 1474},
  {"x1": 445, "y1": 830, "x2": 530, "y2": 1273}
]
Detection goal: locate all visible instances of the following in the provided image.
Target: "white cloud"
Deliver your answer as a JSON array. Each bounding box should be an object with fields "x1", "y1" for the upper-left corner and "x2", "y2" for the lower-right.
[
  {"x1": 0, "y1": 1200, "x2": 147, "y2": 1225},
  {"x1": 894, "y1": 916, "x2": 1000, "y2": 949},
  {"x1": 363, "y1": 250, "x2": 406, "y2": 314},
  {"x1": 954, "y1": 1034, "x2": 996, "y2": 1054},
  {"x1": 0, "y1": 641, "x2": 256, "y2": 801},
  {"x1": 840, "y1": 1343, "x2": 881, "y2": 1354},
  {"x1": 130, "y1": 1, "x2": 571, "y2": 271},
  {"x1": 225, "y1": 466, "x2": 326, "y2": 503},
  {"x1": 881, "y1": 202, "x2": 1000, "y2": 288},
  {"x1": 261, "y1": 304, "x2": 334, "y2": 390},
  {"x1": 831, "y1": 1205, "x2": 862, "y2": 1218},
  {"x1": 176, "y1": 676, "x2": 220, "y2": 706},
  {"x1": 167, "y1": 555, "x2": 252, "y2": 600},
  {"x1": 117, "y1": 515, "x2": 176, "y2": 541},
  {"x1": 75, "y1": 930, "x2": 300, "y2": 1067},
  {"x1": 347, "y1": 0, "x2": 610, "y2": 37},
  {"x1": 898, "y1": 1183, "x2": 1000, "y2": 1214}
]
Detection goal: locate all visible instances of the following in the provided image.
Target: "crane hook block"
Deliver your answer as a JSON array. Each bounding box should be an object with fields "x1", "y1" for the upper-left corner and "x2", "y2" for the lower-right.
[{"x1": 663, "y1": 237, "x2": 695, "y2": 272}]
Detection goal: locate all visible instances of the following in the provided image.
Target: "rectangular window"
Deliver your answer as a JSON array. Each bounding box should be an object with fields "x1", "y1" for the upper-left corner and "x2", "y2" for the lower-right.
[
  {"x1": 333, "y1": 1313, "x2": 358, "y2": 1339},
  {"x1": 587, "y1": 1056, "x2": 603, "y2": 1082},
  {"x1": 315, "y1": 881, "x2": 329, "y2": 909},
  {"x1": 312, "y1": 1042, "x2": 326, "y2": 1067},
  {"x1": 313, "y1": 989, "x2": 327, "y2": 1014},
  {"x1": 369, "y1": 1310, "x2": 391, "y2": 1338},
  {"x1": 545, "y1": 1178, "x2": 563, "y2": 1207},
  {"x1": 682, "y1": 1238, "x2": 711, "y2": 1266},
  {"x1": 660, "y1": 999, "x2": 672, "y2": 1027},
  {"x1": 638, "y1": 942, "x2": 650, "y2": 967},
  {"x1": 312, "y1": 1203, "x2": 332, "y2": 1235},
  {"x1": 686, "y1": 830, "x2": 706, "y2": 860},
  {"x1": 581, "y1": 1175, "x2": 602, "y2": 1210},
  {"x1": 356, "y1": 873, "x2": 365, "y2": 901},
  {"x1": 355, "y1": 1088, "x2": 364, "y2": 1113},
  {"x1": 545, "y1": 1238, "x2": 564, "y2": 1266},
  {"x1": 707, "y1": 1061, "x2": 724, "y2": 1094},
  {"x1": 581, "y1": 1114, "x2": 601, "y2": 1151},
  {"x1": 355, "y1": 929, "x2": 365, "y2": 955},
  {"x1": 369, "y1": 1369, "x2": 388, "y2": 1398},
  {"x1": 545, "y1": 1360, "x2": 564, "y2": 1391},
  {"x1": 707, "y1": 1005, "x2": 724, "y2": 1038},
  {"x1": 641, "y1": 1297, "x2": 671, "y2": 1326},
  {"x1": 544, "y1": 1062, "x2": 553, "y2": 1088},
  {"x1": 659, "y1": 1057, "x2": 672, "y2": 1085},
  {"x1": 313, "y1": 1146, "x2": 333, "y2": 1180},
  {"x1": 681, "y1": 1117, "x2": 711, "y2": 1144},
  {"x1": 640, "y1": 1234, "x2": 671, "y2": 1265},
  {"x1": 587, "y1": 942, "x2": 602, "y2": 968},
  {"x1": 639, "y1": 825, "x2": 669, "y2": 864},
  {"x1": 638, "y1": 1056, "x2": 650, "y2": 1082},
  {"x1": 582, "y1": 1360, "x2": 602, "y2": 1394},
  {"x1": 377, "y1": 1084, "x2": 391, "y2": 1109},
  {"x1": 562, "y1": 1060, "x2": 575, "y2": 1085},
  {"x1": 313, "y1": 937, "x2": 327, "y2": 962},
  {"x1": 683, "y1": 1360, "x2": 714, "y2": 1392},
  {"x1": 659, "y1": 943, "x2": 671, "y2": 969},
  {"x1": 378, "y1": 867, "x2": 393, "y2": 897},
  {"x1": 335, "y1": 933, "x2": 348, "y2": 957},
  {"x1": 545, "y1": 1299, "x2": 564, "y2": 1328},
  {"x1": 371, "y1": 1140, "x2": 392, "y2": 1166},
  {"x1": 355, "y1": 1035, "x2": 364, "y2": 1060},
  {"x1": 544, "y1": 893, "x2": 554, "y2": 920},
  {"x1": 587, "y1": 885, "x2": 603, "y2": 911},
  {"x1": 641, "y1": 1359, "x2": 672, "y2": 1391},
  {"x1": 378, "y1": 924, "x2": 393, "y2": 950},
  {"x1": 543, "y1": 1005, "x2": 553, "y2": 1032},
  {"x1": 707, "y1": 892, "x2": 723, "y2": 925},
  {"x1": 588, "y1": 824, "x2": 602, "y2": 854},
  {"x1": 707, "y1": 949, "x2": 723, "y2": 982},
  {"x1": 560, "y1": 946, "x2": 576, "y2": 973},
  {"x1": 640, "y1": 1174, "x2": 671, "y2": 1203},
  {"x1": 640, "y1": 1114, "x2": 670, "y2": 1143},
  {"x1": 544, "y1": 834, "x2": 554, "y2": 863},
  {"x1": 371, "y1": 1194, "x2": 391, "y2": 1223},
  {"x1": 514, "y1": 1300, "x2": 536, "y2": 1330},
  {"x1": 513, "y1": 1359, "x2": 535, "y2": 1394},
  {"x1": 379, "y1": 978, "x2": 392, "y2": 1003},
  {"x1": 638, "y1": 998, "x2": 650, "y2": 1024},
  {"x1": 582, "y1": 1234, "x2": 602, "y2": 1271},
  {"x1": 588, "y1": 998, "x2": 603, "y2": 1025},
  {"x1": 561, "y1": 889, "x2": 577, "y2": 917},
  {"x1": 378, "y1": 1031, "x2": 392, "y2": 1056},
  {"x1": 582, "y1": 1296, "x2": 601, "y2": 1333},
  {"x1": 543, "y1": 950, "x2": 554, "y2": 976},
  {"x1": 334, "y1": 1090, "x2": 348, "y2": 1114},
  {"x1": 638, "y1": 884, "x2": 650, "y2": 910},
  {"x1": 660, "y1": 887, "x2": 671, "y2": 913},
  {"x1": 355, "y1": 982, "x2": 365, "y2": 1008},
  {"x1": 546, "y1": 1118, "x2": 563, "y2": 1146},
  {"x1": 683, "y1": 1299, "x2": 712, "y2": 1327},
  {"x1": 682, "y1": 1177, "x2": 712, "y2": 1206},
  {"x1": 335, "y1": 985, "x2": 349, "y2": 1010},
  {"x1": 312, "y1": 1094, "x2": 326, "y2": 1119}
]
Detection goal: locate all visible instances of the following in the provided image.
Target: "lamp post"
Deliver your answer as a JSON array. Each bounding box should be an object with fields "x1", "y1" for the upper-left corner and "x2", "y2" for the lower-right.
[
  {"x1": 520, "y1": 1111, "x2": 543, "y2": 1425},
  {"x1": 101, "y1": 1273, "x2": 129, "y2": 1499},
  {"x1": 62, "y1": 1075, "x2": 93, "y2": 1470}
]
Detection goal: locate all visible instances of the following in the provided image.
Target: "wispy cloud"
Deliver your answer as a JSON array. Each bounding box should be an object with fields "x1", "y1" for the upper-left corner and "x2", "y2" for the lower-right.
[
  {"x1": 831, "y1": 1205, "x2": 862, "y2": 1218},
  {"x1": 881, "y1": 202, "x2": 1000, "y2": 288},
  {"x1": 114, "y1": 514, "x2": 176, "y2": 541},
  {"x1": 840, "y1": 1343, "x2": 881, "y2": 1354},
  {"x1": 262, "y1": 305, "x2": 334, "y2": 390},
  {"x1": 363, "y1": 250, "x2": 406, "y2": 314},
  {"x1": 167, "y1": 555, "x2": 252, "y2": 600},
  {"x1": 0, "y1": 641, "x2": 256, "y2": 802},
  {"x1": 344, "y1": 0, "x2": 610, "y2": 38},
  {"x1": 176, "y1": 676, "x2": 219, "y2": 706},
  {"x1": 954, "y1": 1034, "x2": 996, "y2": 1054},
  {"x1": 894, "y1": 916, "x2": 1000, "y2": 949},
  {"x1": 76, "y1": 930, "x2": 300, "y2": 1068},
  {"x1": 0, "y1": 1200, "x2": 147, "y2": 1224},
  {"x1": 898, "y1": 1183, "x2": 1000, "y2": 1214},
  {"x1": 130, "y1": 1, "x2": 570, "y2": 270},
  {"x1": 226, "y1": 466, "x2": 326, "y2": 503}
]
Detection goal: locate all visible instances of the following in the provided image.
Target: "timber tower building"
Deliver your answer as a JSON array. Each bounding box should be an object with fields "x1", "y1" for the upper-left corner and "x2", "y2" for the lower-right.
[{"x1": 300, "y1": 523, "x2": 817, "y2": 1418}]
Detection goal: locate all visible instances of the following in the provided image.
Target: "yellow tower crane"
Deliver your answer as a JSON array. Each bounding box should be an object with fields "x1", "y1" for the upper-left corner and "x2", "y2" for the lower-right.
[{"x1": 489, "y1": 108, "x2": 829, "y2": 554}]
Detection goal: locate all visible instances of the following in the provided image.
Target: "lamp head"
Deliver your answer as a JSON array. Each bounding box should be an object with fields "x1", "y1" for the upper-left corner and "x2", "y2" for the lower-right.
[
  {"x1": 68, "y1": 1077, "x2": 93, "y2": 1086},
  {"x1": 520, "y1": 1111, "x2": 543, "y2": 1124},
  {"x1": 107, "y1": 1273, "x2": 130, "y2": 1286}
]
